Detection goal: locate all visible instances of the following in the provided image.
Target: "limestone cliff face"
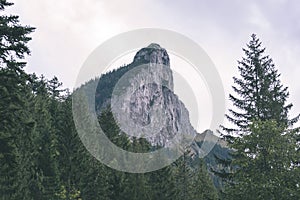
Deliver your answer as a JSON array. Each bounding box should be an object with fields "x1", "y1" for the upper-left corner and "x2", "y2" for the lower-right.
[
  {"x1": 110, "y1": 43, "x2": 197, "y2": 147},
  {"x1": 133, "y1": 43, "x2": 170, "y2": 66}
]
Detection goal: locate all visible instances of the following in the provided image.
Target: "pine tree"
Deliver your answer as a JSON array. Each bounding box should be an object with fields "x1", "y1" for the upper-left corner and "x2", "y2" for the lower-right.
[
  {"x1": 46, "y1": 77, "x2": 65, "y2": 199},
  {"x1": 72, "y1": 90, "x2": 110, "y2": 200},
  {"x1": 222, "y1": 34, "x2": 299, "y2": 137},
  {"x1": 223, "y1": 120, "x2": 299, "y2": 200},
  {"x1": 0, "y1": 1, "x2": 35, "y2": 198},
  {"x1": 0, "y1": 66, "x2": 20, "y2": 199},
  {"x1": 30, "y1": 76, "x2": 62, "y2": 199},
  {"x1": 120, "y1": 138, "x2": 153, "y2": 200},
  {"x1": 173, "y1": 149, "x2": 195, "y2": 200},
  {"x1": 0, "y1": 0, "x2": 35, "y2": 69},
  {"x1": 219, "y1": 34, "x2": 300, "y2": 199},
  {"x1": 56, "y1": 96, "x2": 82, "y2": 199},
  {"x1": 148, "y1": 165, "x2": 177, "y2": 200},
  {"x1": 191, "y1": 159, "x2": 218, "y2": 200}
]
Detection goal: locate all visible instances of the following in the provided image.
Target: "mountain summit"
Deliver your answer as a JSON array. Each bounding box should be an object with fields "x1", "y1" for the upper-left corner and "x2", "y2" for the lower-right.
[
  {"x1": 79, "y1": 43, "x2": 228, "y2": 186},
  {"x1": 133, "y1": 43, "x2": 170, "y2": 66},
  {"x1": 110, "y1": 44, "x2": 194, "y2": 147},
  {"x1": 93, "y1": 44, "x2": 219, "y2": 151}
]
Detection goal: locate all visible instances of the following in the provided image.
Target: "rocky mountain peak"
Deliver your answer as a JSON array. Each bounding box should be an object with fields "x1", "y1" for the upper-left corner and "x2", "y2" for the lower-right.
[
  {"x1": 110, "y1": 44, "x2": 196, "y2": 147},
  {"x1": 95, "y1": 43, "x2": 222, "y2": 151},
  {"x1": 133, "y1": 43, "x2": 170, "y2": 66},
  {"x1": 147, "y1": 43, "x2": 162, "y2": 49}
]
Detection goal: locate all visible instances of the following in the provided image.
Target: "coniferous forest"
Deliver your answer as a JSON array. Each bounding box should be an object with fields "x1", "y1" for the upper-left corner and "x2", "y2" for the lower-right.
[{"x1": 1, "y1": 1, "x2": 299, "y2": 200}]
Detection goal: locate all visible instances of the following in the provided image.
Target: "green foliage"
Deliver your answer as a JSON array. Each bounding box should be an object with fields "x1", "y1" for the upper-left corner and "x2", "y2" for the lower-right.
[
  {"x1": 0, "y1": 7, "x2": 222, "y2": 196},
  {"x1": 223, "y1": 120, "x2": 299, "y2": 200},
  {"x1": 218, "y1": 34, "x2": 300, "y2": 200},
  {"x1": 222, "y1": 34, "x2": 299, "y2": 137},
  {"x1": 148, "y1": 165, "x2": 176, "y2": 200},
  {"x1": 0, "y1": 1, "x2": 35, "y2": 199},
  {"x1": 0, "y1": 0, "x2": 35, "y2": 68},
  {"x1": 3, "y1": 2, "x2": 299, "y2": 199},
  {"x1": 192, "y1": 159, "x2": 219, "y2": 200}
]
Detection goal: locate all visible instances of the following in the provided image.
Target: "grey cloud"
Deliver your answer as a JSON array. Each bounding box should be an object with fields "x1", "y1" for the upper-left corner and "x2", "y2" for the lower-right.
[{"x1": 7, "y1": 0, "x2": 300, "y2": 126}]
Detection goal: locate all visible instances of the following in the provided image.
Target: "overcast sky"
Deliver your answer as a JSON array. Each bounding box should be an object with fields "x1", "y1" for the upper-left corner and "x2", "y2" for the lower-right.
[{"x1": 6, "y1": 0, "x2": 300, "y2": 130}]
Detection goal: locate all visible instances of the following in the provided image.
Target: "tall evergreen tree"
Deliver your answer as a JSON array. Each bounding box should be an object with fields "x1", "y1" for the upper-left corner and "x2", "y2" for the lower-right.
[
  {"x1": 222, "y1": 34, "x2": 299, "y2": 137},
  {"x1": 72, "y1": 90, "x2": 110, "y2": 200},
  {"x1": 0, "y1": 1, "x2": 35, "y2": 199},
  {"x1": 218, "y1": 34, "x2": 300, "y2": 199},
  {"x1": 223, "y1": 120, "x2": 299, "y2": 199},
  {"x1": 173, "y1": 149, "x2": 195, "y2": 200},
  {"x1": 56, "y1": 96, "x2": 82, "y2": 200},
  {"x1": 30, "y1": 76, "x2": 62, "y2": 199},
  {"x1": 0, "y1": 0, "x2": 35, "y2": 69},
  {"x1": 191, "y1": 159, "x2": 218, "y2": 200},
  {"x1": 148, "y1": 165, "x2": 177, "y2": 200}
]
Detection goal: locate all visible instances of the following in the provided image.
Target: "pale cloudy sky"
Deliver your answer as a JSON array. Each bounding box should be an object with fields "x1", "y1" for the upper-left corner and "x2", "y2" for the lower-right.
[{"x1": 6, "y1": 0, "x2": 300, "y2": 130}]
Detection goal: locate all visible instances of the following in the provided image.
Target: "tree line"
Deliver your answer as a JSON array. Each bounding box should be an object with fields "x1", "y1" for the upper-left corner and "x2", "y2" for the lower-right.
[
  {"x1": 1, "y1": 1, "x2": 299, "y2": 199},
  {"x1": 0, "y1": 1, "x2": 218, "y2": 199}
]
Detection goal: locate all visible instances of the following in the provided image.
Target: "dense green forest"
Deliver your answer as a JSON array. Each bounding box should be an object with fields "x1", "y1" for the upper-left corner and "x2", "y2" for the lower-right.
[{"x1": 1, "y1": 1, "x2": 299, "y2": 200}]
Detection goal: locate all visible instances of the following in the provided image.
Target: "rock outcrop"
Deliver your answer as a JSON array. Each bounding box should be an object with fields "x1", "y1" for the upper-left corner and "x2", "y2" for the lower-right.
[{"x1": 110, "y1": 43, "x2": 197, "y2": 148}]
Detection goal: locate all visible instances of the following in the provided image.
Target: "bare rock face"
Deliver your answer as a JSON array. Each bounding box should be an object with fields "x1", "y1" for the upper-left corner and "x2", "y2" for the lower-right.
[
  {"x1": 111, "y1": 43, "x2": 197, "y2": 147},
  {"x1": 133, "y1": 43, "x2": 170, "y2": 66}
]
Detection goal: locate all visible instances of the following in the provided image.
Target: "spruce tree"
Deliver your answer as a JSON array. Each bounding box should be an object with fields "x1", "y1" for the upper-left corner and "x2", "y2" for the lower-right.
[
  {"x1": 0, "y1": 0, "x2": 35, "y2": 69},
  {"x1": 148, "y1": 165, "x2": 177, "y2": 200},
  {"x1": 173, "y1": 149, "x2": 195, "y2": 200},
  {"x1": 192, "y1": 159, "x2": 218, "y2": 200},
  {"x1": 72, "y1": 90, "x2": 110, "y2": 200},
  {"x1": 56, "y1": 96, "x2": 82, "y2": 199},
  {"x1": 0, "y1": 1, "x2": 35, "y2": 199},
  {"x1": 219, "y1": 34, "x2": 300, "y2": 199},
  {"x1": 120, "y1": 138, "x2": 153, "y2": 200},
  {"x1": 222, "y1": 34, "x2": 299, "y2": 137},
  {"x1": 30, "y1": 76, "x2": 62, "y2": 199}
]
